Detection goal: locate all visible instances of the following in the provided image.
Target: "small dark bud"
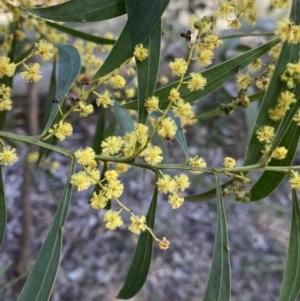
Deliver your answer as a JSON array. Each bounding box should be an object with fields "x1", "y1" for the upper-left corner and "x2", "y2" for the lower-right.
[
  {"x1": 180, "y1": 30, "x2": 192, "y2": 42},
  {"x1": 52, "y1": 98, "x2": 59, "y2": 103},
  {"x1": 80, "y1": 76, "x2": 90, "y2": 85},
  {"x1": 68, "y1": 96, "x2": 80, "y2": 105}
]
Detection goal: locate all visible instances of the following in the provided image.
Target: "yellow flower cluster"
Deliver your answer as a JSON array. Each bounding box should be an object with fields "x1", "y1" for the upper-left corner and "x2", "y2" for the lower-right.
[
  {"x1": 145, "y1": 96, "x2": 159, "y2": 114},
  {"x1": 74, "y1": 147, "x2": 96, "y2": 167},
  {"x1": 0, "y1": 84, "x2": 12, "y2": 111},
  {"x1": 20, "y1": 63, "x2": 42, "y2": 83},
  {"x1": 0, "y1": 56, "x2": 16, "y2": 78},
  {"x1": 214, "y1": 0, "x2": 258, "y2": 28},
  {"x1": 289, "y1": 170, "x2": 300, "y2": 190},
  {"x1": 77, "y1": 101, "x2": 94, "y2": 118},
  {"x1": 48, "y1": 121, "x2": 73, "y2": 141},
  {"x1": 156, "y1": 173, "x2": 190, "y2": 209},
  {"x1": 133, "y1": 44, "x2": 149, "y2": 61},
  {"x1": 223, "y1": 157, "x2": 236, "y2": 168},
  {"x1": 256, "y1": 125, "x2": 275, "y2": 144},
  {"x1": 188, "y1": 156, "x2": 207, "y2": 174},
  {"x1": 103, "y1": 210, "x2": 123, "y2": 230},
  {"x1": 169, "y1": 58, "x2": 188, "y2": 77},
  {"x1": 187, "y1": 73, "x2": 207, "y2": 91},
  {"x1": 236, "y1": 73, "x2": 251, "y2": 89},
  {"x1": 274, "y1": 17, "x2": 300, "y2": 44},
  {"x1": 94, "y1": 90, "x2": 114, "y2": 108},
  {"x1": 268, "y1": 91, "x2": 296, "y2": 121},
  {"x1": 271, "y1": 0, "x2": 290, "y2": 9},
  {"x1": 0, "y1": 145, "x2": 18, "y2": 166},
  {"x1": 88, "y1": 168, "x2": 147, "y2": 234},
  {"x1": 111, "y1": 75, "x2": 126, "y2": 89},
  {"x1": 33, "y1": 40, "x2": 55, "y2": 61},
  {"x1": 271, "y1": 146, "x2": 288, "y2": 160},
  {"x1": 157, "y1": 117, "x2": 177, "y2": 140}
]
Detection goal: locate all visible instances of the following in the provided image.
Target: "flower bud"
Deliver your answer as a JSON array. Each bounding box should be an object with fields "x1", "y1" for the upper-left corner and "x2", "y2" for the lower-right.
[
  {"x1": 242, "y1": 192, "x2": 251, "y2": 203},
  {"x1": 286, "y1": 80, "x2": 295, "y2": 89},
  {"x1": 194, "y1": 20, "x2": 203, "y2": 30},
  {"x1": 219, "y1": 103, "x2": 226, "y2": 112},
  {"x1": 293, "y1": 73, "x2": 300, "y2": 83},
  {"x1": 202, "y1": 15, "x2": 211, "y2": 23}
]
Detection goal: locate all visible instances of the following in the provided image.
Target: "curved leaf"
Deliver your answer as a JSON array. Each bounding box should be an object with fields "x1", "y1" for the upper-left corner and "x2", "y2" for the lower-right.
[
  {"x1": 113, "y1": 102, "x2": 134, "y2": 135},
  {"x1": 279, "y1": 190, "x2": 300, "y2": 301},
  {"x1": 122, "y1": 39, "x2": 280, "y2": 111},
  {"x1": 23, "y1": 0, "x2": 126, "y2": 22},
  {"x1": 17, "y1": 161, "x2": 75, "y2": 301},
  {"x1": 136, "y1": 20, "x2": 161, "y2": 124},
  {"x1": 0, "y1": 166, "x2": 6, "y2": 249},
  {"x1": 94, "y1": 116, "x2": 117, "y2": 154},
  {"x1": 203, "y1": 174, "x2": 230, "y2": 301},
  {"x1": 117, "y1": 186, "x2": 158, "y2": 299},
  {"x1": 167, "y1": 111, "x2": 189, "y2": 159},
  {"x1": 0, "y1": 131, "x2": 72, "y2": 158},
  {"x1": 37, "y1": 59, "x2": 57, "y2": 164},
  {"x1": 42, "y1": 44, "x2": 81, "y2": 135},
  {"x1": 93, "y1": 0, "x2": 170, "y2": 80},
  {"x1": 93, "y1": 108, "x2": 106, "y2": 155},
  {"x1": 45, "y1": 21, "x2": 116, "y2": 44}
]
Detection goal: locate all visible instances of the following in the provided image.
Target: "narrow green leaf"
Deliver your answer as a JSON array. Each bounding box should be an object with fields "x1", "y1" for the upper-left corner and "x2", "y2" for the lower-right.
[
  {"x1": 0, "y1": 131, "x2": 72, "y2": 158},
  {"x1": 93, "y1": 108, "x2": 106, "y2": 155},
  {"x1": 23, "y1": 0, "x2": 126, "y2": 22},
  {"x1": 185, "y1": 180, "x2": 233, "y2": 202},
  {"x1": 92, "y1": 109, "x2": 116, "y2": 153},
  {"x1": 113, "y1": 102, "x2": 135, "y2": 135},
  {"x1": 136, "y1": 20, "x2": 161, "y2": 124},
  {"x1": 117, "y1": 186, "x2": 158, "y2": 299},
  {"x1": 43, "y1": 60, "x2": 57, "y2": 128},
  {"x1": 279, "y1": 190, "x2": 300, "y2": 301},
  {"x1": 203, "y1": 174, "x2": 230, "y2": 301},
  {"x1": 0, "y1": 166, "x2": 6, "y2": 249},
  {"x1": 43, "y1": 44, "x2": 81, "y2": 135},
  {"x1": 244, "y1": 0, "x2": 300, "y2": 167},
  {"x1": 37, "y1": 59, "x2": 57, "y2": 164},
  {"x1": 45, "y1": 21, "x2": 115, "y2": 45},
  {"x1": 17, "y1": 161, "x2": 75, "y2": 301},
  {"x1": 122, "y1": 39, "x2": 280, "y2": 111},
  {"x1": 167, "y1": 111, "x2": 189, "y2": 159},
  {"x1": 93, "y1": 0, "x2": 170, "y2": 80}
]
